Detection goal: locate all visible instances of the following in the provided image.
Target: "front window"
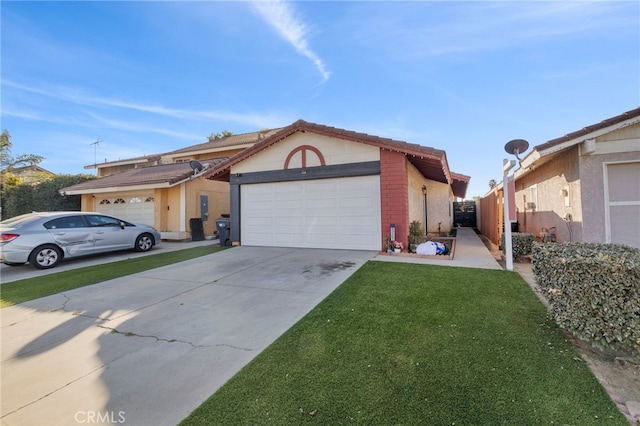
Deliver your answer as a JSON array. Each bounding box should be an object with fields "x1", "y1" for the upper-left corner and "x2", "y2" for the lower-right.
[
  {"x1": 44, "y1": 216, "x2": 88, "y2": 229},
  {"x1": 85, "y1": 215, "x2": 122, "y2": 227}
]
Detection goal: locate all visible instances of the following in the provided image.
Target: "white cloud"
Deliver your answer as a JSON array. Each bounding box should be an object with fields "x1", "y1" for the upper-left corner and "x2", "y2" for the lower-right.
[
  {"x1": 1, "y1": 79, "x2": 288, "y2": 130},
  {"x1": 251, "y1": 0, "x2": 330, "y2": 82}
]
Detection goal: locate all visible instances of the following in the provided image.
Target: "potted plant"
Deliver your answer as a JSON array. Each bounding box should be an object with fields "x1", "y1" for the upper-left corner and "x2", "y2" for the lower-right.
[{"x1": 384, "y1": 236, "x2": 404, "y2": 253}]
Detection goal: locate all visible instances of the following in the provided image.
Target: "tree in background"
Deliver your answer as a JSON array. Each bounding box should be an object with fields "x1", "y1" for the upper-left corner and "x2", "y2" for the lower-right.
[
  {"x1": 207, "y1": 130, "x2": 233, "y2": 142},
  {"x1": 2, "y1": 174, "x2": 96, "y2": 219},
  {"x1": 0, "y1": 130, "x2": 44, "y2": 171}
]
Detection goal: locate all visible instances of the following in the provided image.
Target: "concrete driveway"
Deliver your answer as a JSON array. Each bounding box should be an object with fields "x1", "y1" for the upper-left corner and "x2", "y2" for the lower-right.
[
  {"x1": 1, "y1": 246, "x2": 376, "y2": 425},
  {"x1": 0, "y1": 240, "x2": 215, "y2": 285}
]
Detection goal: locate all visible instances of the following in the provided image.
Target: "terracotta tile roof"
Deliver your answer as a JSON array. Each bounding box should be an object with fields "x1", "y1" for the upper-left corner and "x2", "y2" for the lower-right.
[
  {"x1": 62, "y1": 158, "x2": 228, "y2": 194},
  {"x1": 204, "y1": 120, "x2": 468, "y2": 197},
  {"x1": 535, "y1": 106, "x2": 640, "y2": 152}
]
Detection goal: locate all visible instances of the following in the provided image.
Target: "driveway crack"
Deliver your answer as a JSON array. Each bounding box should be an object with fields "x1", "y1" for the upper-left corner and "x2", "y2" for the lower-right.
[{"x1": 97, "y1": 326, "x2": 252, "y2": 351}]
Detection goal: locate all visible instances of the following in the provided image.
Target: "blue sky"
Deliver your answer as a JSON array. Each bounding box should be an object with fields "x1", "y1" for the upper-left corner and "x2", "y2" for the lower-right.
[{"x1": 2, "y1": 1, "x2": 638, "y2": 198}]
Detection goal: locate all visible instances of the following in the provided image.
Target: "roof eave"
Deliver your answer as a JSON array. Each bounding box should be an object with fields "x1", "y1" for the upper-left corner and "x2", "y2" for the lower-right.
[{"x1": 61, "y1": 182, "x2": 174, "y2": 195}]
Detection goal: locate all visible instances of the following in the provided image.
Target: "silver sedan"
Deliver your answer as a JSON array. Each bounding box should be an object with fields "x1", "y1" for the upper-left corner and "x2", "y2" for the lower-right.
[{"x1": 0, "y1": 211, "x2": 162, "y2": 269}]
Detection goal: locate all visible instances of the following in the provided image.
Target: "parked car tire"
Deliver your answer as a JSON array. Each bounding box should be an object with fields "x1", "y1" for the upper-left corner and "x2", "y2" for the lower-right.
[
  {"x1": 29, "y1": 244, "x2": 62, "y2": 269},
  {"x1": 135, "y1": 234, "x2": 154, "y2": 252}
]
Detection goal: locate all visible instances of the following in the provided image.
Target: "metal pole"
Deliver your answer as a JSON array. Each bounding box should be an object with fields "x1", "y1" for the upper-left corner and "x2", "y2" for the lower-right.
[
  {"x1": 90, "y1": 139, "x2": 101, "y2": 175},
  {"x1": 503, "y1": 159, "x2": 515, "y2": 271}
]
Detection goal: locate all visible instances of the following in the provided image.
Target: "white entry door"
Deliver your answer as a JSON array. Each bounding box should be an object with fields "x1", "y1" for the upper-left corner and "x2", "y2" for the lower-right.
[{"x1": 241, "y1": 176, "x2": 381, "y2": 250}]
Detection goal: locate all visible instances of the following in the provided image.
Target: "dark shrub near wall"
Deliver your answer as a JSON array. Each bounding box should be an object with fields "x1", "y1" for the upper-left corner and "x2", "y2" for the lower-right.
[
  {"x1": 500, "y1": 232, "x2": 535, "y2": 261},
  {"x1": 532, "y1": 242, "x2": 640, "y2": 356}
]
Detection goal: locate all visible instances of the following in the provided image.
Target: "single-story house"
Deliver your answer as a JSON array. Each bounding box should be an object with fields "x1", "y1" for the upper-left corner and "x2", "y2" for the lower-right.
[
  {"x1": 61, "y1": 129, "x2": 280, "y2": 239},
  {"x1": 203, "y1": 120, "x2": 470, "y2": 251},
  {"x1": 480, "y1": 107, "x2": 640, "y2": 249}
]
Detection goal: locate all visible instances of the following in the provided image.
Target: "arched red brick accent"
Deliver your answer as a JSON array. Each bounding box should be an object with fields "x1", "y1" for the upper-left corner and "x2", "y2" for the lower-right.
[
  {"x1": 380, "y1": 149, "x2": 409, "y2": 250},
  {"x1": 284, "y1": 145, "x2": 326, "y2": 169}
]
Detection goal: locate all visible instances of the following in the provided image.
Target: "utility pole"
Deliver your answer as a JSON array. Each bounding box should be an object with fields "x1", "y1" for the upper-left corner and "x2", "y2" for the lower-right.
[{"x1": 90, "y1": 139, "x2": 101, "y2": 174}]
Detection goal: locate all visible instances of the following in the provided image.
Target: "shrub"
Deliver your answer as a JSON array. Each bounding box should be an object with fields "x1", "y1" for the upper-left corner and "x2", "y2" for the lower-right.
[
  {"x1": 500, "y1": 232, "x2": 535, "y2": 261},
  {"x1": 1, "y1": 174, "x2": 96, "y2": 219},
  {"x1": 408, "y1": 220, "x2": 425, "y2": 253},
  {"x1": 532, "y1": 242, "x2": 640, "y2": 355}
]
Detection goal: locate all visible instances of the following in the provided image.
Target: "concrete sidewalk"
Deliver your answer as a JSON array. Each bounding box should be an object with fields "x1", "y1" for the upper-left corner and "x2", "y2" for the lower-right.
[{"x1": 374, "y1": 227, "x2": 503, "y2": 270}]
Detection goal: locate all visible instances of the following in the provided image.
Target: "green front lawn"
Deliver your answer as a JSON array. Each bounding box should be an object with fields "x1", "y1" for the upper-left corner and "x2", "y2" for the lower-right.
[
  {"x1": 182, "y1": 261, "x2": 625, "y2": 425},
  {"x1": 0, "y1": 245, "x2": 226, "y2": 307}
]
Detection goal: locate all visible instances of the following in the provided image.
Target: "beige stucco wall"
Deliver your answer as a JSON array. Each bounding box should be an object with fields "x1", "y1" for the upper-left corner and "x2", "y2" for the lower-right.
[
  {"x1": 514, "y1": 146, "x2": 581, "y2": 242},
  {"x1": 407, "y1": 161, "x2": 453, "y2": 234},
  {"x1": 183, "y1": 178, "x2": 230, "y2": 237},
  {"x1": 579, "y1": 153, "x2": 640, "y2": 243},
  {"x1": 579, "y1": 123, "x2": 640, "y2": 243},
  {"x1": 80, "y1": 194, "x2": 93, "y2": 211},
  {"x1": 79, "y1": 177, "x2": 229, "y2": 239},
  {"x1": 515, "y1": 122, "x2": 640, "y2": 243},
  {"x1": 155, "y1": 179, "x2": 229, "y2": 237},
  {"x1": 232, "y1": 132, "x2": 379, "y2": 173}
]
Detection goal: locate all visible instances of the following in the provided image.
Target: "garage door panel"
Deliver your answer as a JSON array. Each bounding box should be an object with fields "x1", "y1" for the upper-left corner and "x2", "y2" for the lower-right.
[
  {"x1": 307, "y1": 198, "x2": 337, "y2": 209},
  {"x1": 241, "y1": 176, "x2": 381, "y2": 250},
  {"x1": 306, "y1": 233, "x2": 338, "y2": 245},
  {"x1": 610, "y1": 205, "x2": 640, "y2": 247},
  {"x1": 607, "y1": 162, "x2": 640, "y2": 248},
  {"x1": 95, "y1": 192, "x2": 154, "y2": 226}
]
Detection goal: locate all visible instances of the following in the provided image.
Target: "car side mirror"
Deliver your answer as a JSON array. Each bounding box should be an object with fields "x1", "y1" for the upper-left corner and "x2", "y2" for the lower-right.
[{"x1": 119, "y1": 221, "x2": 125, "y2": 229}]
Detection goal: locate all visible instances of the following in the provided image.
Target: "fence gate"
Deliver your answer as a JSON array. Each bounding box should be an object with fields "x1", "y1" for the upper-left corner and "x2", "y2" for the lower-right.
[{"x1": 453, "y1": 201, "x2": 477, "y2": 228}]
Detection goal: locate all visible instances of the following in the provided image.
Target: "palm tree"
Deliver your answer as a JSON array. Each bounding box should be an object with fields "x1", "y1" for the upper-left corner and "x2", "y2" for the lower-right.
[{"x1": 1, "y1": 130, "x2": 44, "y2": 171}]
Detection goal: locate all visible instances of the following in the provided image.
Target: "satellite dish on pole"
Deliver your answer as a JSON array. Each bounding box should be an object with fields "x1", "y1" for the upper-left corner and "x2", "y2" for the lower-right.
[
  {"x1": 189, "y1": 160, "x2": 203, "y2": 174},
  {"x1": 504, "y1": 139, "x2": 529, "y2": 162}
]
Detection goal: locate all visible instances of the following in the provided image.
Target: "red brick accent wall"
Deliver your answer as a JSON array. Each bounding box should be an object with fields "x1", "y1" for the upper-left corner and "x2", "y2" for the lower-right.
[{"x1": 380, "y1": 149, "x2": 409, "y2": 250}]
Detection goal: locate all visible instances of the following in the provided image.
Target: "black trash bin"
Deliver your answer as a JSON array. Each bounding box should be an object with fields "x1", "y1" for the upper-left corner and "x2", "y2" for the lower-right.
[
  {"x1": 190, "y1": 218, "x2": 205, "y2": 241},
  {"x1": 215, "y1": 217, "x2": 231, "y2": 246}
]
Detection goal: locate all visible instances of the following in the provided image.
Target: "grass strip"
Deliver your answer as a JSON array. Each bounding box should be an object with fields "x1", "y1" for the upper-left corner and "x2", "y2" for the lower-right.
[
  {"x1": 1, "y1": 245, "x2": 226, "y2": 308},
  {"x1": 182, "y1": 261, "x2": 626, "y2": 425}
]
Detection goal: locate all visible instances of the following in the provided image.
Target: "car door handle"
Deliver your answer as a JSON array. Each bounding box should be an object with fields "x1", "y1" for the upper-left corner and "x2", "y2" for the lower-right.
[{"x1": 95, "y1": 231, "x2": 104, "y2": 234}]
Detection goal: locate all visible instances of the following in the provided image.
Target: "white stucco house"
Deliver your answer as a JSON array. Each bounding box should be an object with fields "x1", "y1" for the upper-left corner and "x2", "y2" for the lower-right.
[{"x1": 203, "y1": 120, "x2": 470, "y2": 251}]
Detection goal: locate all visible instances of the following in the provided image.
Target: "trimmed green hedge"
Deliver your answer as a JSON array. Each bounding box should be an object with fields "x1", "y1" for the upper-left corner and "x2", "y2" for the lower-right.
[
  {"x1": 501, "y1": 232, "x2": 536, "y2": 261},
  {"x1": 532, "y1": 242, "x2": 640, "y2": 355}
]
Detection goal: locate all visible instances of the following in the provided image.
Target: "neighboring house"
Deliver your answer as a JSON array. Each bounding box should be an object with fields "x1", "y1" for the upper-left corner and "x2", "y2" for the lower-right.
[
  {"x1": 61, "y1": 129, "x2": 280, "y2": 240},
  {"x1": 203, "y1": 120, "x2": 470, "y2": 251},
  {"x1": 7, "y1": 165, "x2": 55, "y2": 184},
  {"x1": 480, "y1": 107, "x2": 640, "y2": 249}
]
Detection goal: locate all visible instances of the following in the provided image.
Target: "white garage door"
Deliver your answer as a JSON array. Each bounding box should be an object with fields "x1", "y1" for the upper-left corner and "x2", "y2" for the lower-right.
[
  {"x1": 95, "y1": 192, "x2": 155, "y2": 226},
  {"x1": 241, "y1": 176, "x2": 381, "y2": 250},
  {"x1": 606, "y1": 161, "x2": 640, "y2": 248}
]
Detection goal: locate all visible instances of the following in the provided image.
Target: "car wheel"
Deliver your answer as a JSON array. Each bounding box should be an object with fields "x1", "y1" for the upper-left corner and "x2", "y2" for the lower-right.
[
  {"x1": 135, "y1": 233, "x2": 154, "y2": 252},
  {"x1": 29, "y1": 244, "x2": 62, "y2": 269}
]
